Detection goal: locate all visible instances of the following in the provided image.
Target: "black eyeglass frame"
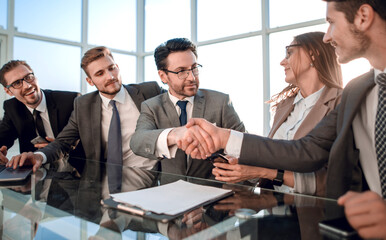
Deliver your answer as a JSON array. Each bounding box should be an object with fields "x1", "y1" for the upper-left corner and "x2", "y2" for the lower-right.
[
  {"x1": 162, "y1": 64, "x2": 203, "y2": 80},
  {"x1": 285, "y1": 44, "x2": 302, "y2": 59},
  {"x1": 6, "y1": 72, "x2": 35, "y2": 89}
]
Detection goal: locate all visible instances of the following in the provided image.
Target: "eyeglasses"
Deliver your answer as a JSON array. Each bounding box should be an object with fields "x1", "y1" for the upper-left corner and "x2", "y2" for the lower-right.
[
  {"x1": 162, "y1": 64, "x2": 202, "y2": 80},
  {"x1": 6, "y1": 73, "x2": 35, "y2": 89},
  {"x1": 285, "y1": 44, "x2": 302, "y2": 59}
]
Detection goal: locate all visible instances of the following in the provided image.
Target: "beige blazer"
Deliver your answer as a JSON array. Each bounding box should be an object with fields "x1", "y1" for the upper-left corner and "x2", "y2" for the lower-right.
[{"x1": 267, "y1": 86, "x2": 342, "y2": 196}]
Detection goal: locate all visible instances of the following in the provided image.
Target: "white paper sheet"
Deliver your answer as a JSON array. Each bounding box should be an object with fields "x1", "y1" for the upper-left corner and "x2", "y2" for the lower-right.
[{"x1": 110, "y1": 180, "x2": 232, "y2": 215}]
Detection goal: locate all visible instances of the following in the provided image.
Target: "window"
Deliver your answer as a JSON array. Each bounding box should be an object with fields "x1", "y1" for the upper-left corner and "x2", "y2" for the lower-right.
[
  {"x1": 270, "y1": 0, "x2": 326, "y2": 28},
  {"x1": 15, "y1": 0, "x2": 81, "y2": 42},
  {"x1": 197, "y1": 0, "x2": 261, "y2": 41},
  {"x1": 145, "y1": 0, "x2": 190, "y2": 52},
  {"x1": 199, "y1": 37, "x2": 263, "y2": 135},
  {"x1": 0, "y1": 0, "x2": 6, "y2": 29},
  {"x1": 88, "y1": 0, "x2": 136, "y2": 51},
  {"x1": 14, "y1": 37, "x2": 81, "y2": 92}
]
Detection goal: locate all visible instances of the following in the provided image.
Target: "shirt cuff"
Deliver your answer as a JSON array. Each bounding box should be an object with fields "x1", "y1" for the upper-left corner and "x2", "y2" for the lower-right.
[
  {"x1": 156, "y1": 128, "x2": 177, "y2": 159},
  {"x1": 293, "y1": 172, "x2": 316, "y2": 195},
  {"x1": 35, "y1": 151, "x2": 47, "y2": 164},
  {"x1": 224, "y1": 130, "x2": 243, "y2": 158}
]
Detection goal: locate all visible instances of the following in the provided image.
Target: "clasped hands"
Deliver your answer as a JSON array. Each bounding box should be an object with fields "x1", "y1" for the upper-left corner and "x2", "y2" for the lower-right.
[{"x1": 172, "y1": 118, "x2": 232, "y2": 160}]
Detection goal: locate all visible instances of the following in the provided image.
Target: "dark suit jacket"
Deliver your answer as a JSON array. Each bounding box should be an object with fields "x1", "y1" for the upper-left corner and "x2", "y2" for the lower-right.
[
  {"x1": 0, "y1": 89, "x2": 80, "y2": 153},
  {"x1": 131, "y1": 89, "x2": 245, "y2": 178},
  {"x1": 40, "y1": 82, "x2": 162, "y2": 182},
  {"x1": 239, "y1": 70, "x2": 375, "y2": 199}
]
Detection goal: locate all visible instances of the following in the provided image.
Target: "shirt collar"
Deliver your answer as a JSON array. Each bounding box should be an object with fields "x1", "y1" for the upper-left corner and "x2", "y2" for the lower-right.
[
  {"x1": 99, "y1": 86, "x2": 126, "y2": 108},
  {"x1": 374, "y1": 68, "x2": 386, "y2": 84},
  {"x1": 27, "y1": 90, "x2": 47, "y2": 113},
  {"x1": 167, "y1": 91, "x2": 195, "y2": 106},
  {"x1": 293, "y1": 86, "x2": 325, "y2": 108}
]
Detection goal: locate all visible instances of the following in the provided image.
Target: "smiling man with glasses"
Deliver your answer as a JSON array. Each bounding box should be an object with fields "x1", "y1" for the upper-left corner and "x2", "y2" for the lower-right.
[
  {"x1": 0, "y1": 60, "x2": 83, "y2": 168},
  {"x1": 130, "y1": 38, "x2": 245, "y2": 180}
]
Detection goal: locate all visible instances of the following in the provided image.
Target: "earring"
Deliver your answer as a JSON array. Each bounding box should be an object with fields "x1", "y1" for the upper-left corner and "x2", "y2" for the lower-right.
[{"x1": 310, "y1": 63, "x2": 314, "y2": 67}]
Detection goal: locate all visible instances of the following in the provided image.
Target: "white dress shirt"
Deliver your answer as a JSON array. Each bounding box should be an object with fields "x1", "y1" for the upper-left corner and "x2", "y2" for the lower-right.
[
  {"x1": 27, "y1": 91, "x2": 54, "y2": 140},
  {"x1": 272, "y1": 87, "x2": 324, "y2": 194},
  {"x1": 99, "y1": 86, "x2": 157, "y2": 170},
  {"x1": 155, "y1": 91, "x2": 194, "y2": 159},
  {"x1": 352, "y1": 68, "x2": 386, "y2": 196}
]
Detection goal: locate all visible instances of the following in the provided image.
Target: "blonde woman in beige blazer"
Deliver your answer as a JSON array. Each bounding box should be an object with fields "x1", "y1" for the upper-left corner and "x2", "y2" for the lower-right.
[{"x1": 212, "y1": 32, "x2": 343, "y2": 196}]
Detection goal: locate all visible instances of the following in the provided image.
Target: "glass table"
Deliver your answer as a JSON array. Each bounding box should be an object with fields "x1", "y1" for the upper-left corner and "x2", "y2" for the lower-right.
[{"x1": 0, "y1": 158, "x2": 353, "y2": 240}]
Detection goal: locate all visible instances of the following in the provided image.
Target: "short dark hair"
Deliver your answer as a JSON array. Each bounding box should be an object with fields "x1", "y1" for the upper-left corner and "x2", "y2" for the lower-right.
[
  {"x1": 81, "y1": 46, "x2": 114, "y2": 77},
  {"x1": 154, "y1": 38, "x2": 198, "y2": 70},
  {"x1": 323, "y1": 0, "x2": 386, "y2": 22},
  {"x1": 0, "y1": 60, "x2": 33, "y2": 87}
]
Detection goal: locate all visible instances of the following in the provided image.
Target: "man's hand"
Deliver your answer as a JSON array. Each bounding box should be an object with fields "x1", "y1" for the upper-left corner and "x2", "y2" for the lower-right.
[
  {"x1": 168, "y1": 125, "x2": 215, "y2": 159},
  {"x1": 338, "y1": 191, "x2": 386, "y2": 240},
  {"x1": 178, "y1": 118, "x2": 231, "y2": 159},
  {"x1": 212, "y1": 163, "x2": 275, "y2": 183},
  {"x1": 0, "y1": 145, "x2": 8, "y2": 164},
  {"x1": 6, "y1": 152, "x2": 43, "y2": 172},
  {"x1": 34, "y1": 137, "x2": 54, "y2": 149}
]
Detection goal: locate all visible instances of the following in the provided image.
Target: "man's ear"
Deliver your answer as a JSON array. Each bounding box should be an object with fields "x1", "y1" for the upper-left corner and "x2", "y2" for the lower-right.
[
  {"x1": 354, "y1": 4, "x2": 375, "y2": 31},
  {"x1": 86, "y1": 77, "x2": 94, "y2": 86},
  {"x1": 4, "y1": 87, "x2": 13, "y2": 97},
  {"x1": 158, "y1": 70, "x2": 168, "y2": 84}
]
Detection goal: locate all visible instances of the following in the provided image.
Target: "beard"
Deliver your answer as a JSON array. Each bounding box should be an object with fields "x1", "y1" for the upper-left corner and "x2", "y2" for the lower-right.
[{"x1": 338, "y1": 25, "x2": 370, "y2": 64}]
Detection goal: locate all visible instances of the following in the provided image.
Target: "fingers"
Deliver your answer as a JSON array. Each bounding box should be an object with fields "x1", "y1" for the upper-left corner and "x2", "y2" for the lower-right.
[
  {"x1": 34, "y1": 142, "x2": 49, "y2": 149},
  {"x1": 0, "y1": 146, "x2": 8, "y2": 164},
  {"x1": 337, "y1": 191, "x2": 359, "y2": 205},
  {"x1": 7, "y1": 152, "x2": 42, "y2": 172},
  {"x1": 45, "y1": 137, "x2": 54, "y2": 142}
]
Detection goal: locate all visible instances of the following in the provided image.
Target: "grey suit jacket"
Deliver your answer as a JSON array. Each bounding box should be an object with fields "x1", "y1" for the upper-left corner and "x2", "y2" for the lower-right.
[
  {"x1": 131, "y1": 89, "x2": 245, "y2": 178},
  {"x1": 239, "y1": 70, "x2": 375, "y2": 199},
  {"x1": 40, "y1": 82, "x2": 162, "y2": 182}
]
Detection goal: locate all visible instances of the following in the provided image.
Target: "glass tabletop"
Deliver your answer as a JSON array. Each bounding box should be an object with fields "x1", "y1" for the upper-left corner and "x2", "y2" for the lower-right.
[{"x1": 0, "y1": 157, "x2": 349, "y2": 240}]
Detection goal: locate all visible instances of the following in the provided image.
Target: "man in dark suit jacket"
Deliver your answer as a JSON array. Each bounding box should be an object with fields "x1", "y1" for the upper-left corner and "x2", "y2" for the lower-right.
[
  {"x1": 179, "y1": 1, "x2": 386, "y2": 239},
  {"x1": 0, "y1": 60, "x2": 82, "y2": 167},
  {"x1": 7, "y1": 47, "x2": 162, "y2": 196},
  {"x1": 130, "y1": 38, "x2": 245, "y2": 179}
]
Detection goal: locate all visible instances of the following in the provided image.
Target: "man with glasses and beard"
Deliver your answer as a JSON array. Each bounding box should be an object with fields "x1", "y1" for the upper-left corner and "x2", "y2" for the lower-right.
[{"x1": 130, "y1": 38, "x2": 245, "y2": 180}]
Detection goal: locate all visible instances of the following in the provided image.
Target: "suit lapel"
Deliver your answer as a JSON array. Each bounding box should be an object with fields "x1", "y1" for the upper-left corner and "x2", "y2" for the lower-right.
[
  {"x1": 268, "y1": 98, "x2": 294, "y2": 138},
  {"x1": 90, "y1": 94, "x2": 102, "y2": 160},
  {"x1": 294, "y1": 87, "x2": 339, "y2": 139},
  {"x1": 342, "y1": 70, "x2": 375, "y2": 128},
  {"x1": 124, "y1": 85, "x2": 144, "y2": 111},
  {"x1": 162, "y1": 94, "x2": 181, "y2": 127},
  {"x1": 44, "y1": 90, "x2": 60, "y2": 136},
  {"x1": 192, "y1": 90, "x2": 205, "y2": 118}
]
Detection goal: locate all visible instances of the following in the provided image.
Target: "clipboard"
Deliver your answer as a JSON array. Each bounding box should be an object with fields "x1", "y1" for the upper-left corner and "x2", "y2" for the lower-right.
[{"x1": 101, "y1": 190, "x2": 234, "y2": 223}]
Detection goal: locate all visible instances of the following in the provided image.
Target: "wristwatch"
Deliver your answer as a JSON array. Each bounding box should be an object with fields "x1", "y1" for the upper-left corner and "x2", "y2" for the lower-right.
[{"x1": 272, "y1": 169, "x2": 284, "y2": 186}]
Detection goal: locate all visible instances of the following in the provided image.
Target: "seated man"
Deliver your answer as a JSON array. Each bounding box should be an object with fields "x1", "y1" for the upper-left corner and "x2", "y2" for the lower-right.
[
  {"x1": 130, "y1": 38, "x2": 245, "y2": 179},
  {"x1": 0, "y1": 60, "x2": 83, "y2": 170},
  {"x1": 7, "y1": 47, "x2": 162, "y2": 197}
]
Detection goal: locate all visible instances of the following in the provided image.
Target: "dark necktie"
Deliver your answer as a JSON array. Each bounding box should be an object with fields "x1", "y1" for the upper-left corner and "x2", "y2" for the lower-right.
[
  {"x1": 33, "y1": 109, "x2": 46, "y2": 138},
  {"x1": 107, "y1": 100, "x2": 123, "y2": 194},
  {"x1": 177, "y1": 101, "x2": 188, "y2": 126},
  {"x1": 375, "y1": 72, "x2": 386, "y2": 198}
]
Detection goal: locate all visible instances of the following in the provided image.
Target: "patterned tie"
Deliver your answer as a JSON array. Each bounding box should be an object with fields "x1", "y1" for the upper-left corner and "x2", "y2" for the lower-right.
[
  {"x1": 107, "y1": 100, "x2": 123, "y2": 194},
  {"x1": 177, "y1": 101, "x2": 188, "y2": 126},
  {"x1": 375, "y1": 72, "x2": 386, "y2": 198},
  {"x1": 33, "y1": 109, "x2": 46, "y2": 138}
]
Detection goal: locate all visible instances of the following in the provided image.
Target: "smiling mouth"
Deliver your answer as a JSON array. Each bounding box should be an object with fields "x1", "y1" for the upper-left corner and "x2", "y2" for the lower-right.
[{"x1": 23, "y1": 88, "x2": 35, "y2": 97}]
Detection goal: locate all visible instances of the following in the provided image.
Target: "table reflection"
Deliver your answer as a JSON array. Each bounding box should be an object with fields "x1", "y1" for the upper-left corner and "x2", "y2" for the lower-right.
[{"x1": 0, "y1": 158, "x2": 348, "y2": 240}]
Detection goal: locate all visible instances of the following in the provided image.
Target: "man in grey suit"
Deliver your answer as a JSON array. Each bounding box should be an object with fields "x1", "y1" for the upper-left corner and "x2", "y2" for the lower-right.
[
  {"x1": 8, "y1": 46, "x2": 162, "y2": 196},
  {"x1": 130, "y1": 38, "x2": 245, "y2": 179},
  {"x1": 179, "y1": 1, "x2": 386, "y2": 239}
]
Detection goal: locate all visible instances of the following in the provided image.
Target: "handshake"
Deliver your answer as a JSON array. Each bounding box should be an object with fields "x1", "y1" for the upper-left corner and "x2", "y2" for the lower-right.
[{"x1": 171, "y1": 118, "x2": 232, "y2": 160}]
